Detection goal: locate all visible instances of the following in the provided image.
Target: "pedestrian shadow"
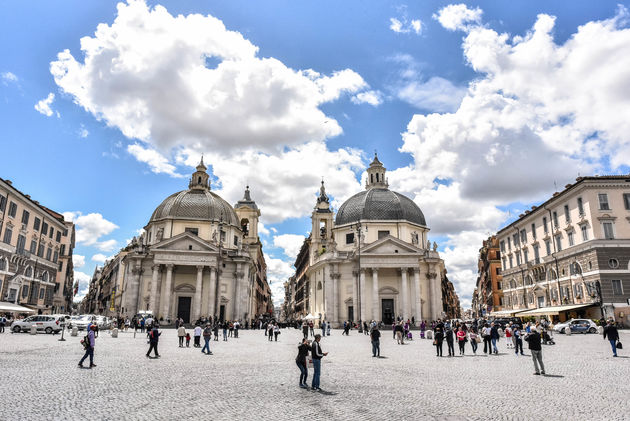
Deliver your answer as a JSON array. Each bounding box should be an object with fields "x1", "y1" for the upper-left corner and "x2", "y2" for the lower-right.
[
  {"x1": 615, "y1": 356, "x2": 629, "y2": 359},
  {"x1": 377, "y1": 356, "x2": 388, "y2": 359},
  {"x1": 542, "y1": 374, "x2": 564, "y2": 378},
  {"x1": 318, "y1": 390, "x2": 338, "y2": 396}
]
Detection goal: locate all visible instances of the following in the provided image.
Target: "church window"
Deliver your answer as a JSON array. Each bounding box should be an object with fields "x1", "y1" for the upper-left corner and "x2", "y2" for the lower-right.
[
  {"x1": 378, "y1": 230, "x2": 389, "y2": 239},
  {"x1": 233, "y1": 235, "x2": 238, "y2": 246},
  {"x1": 198, "y1": 176, "x2": 201, "y2": 184},
  {"x1": 188, "y1": 245, "x2": 193, "y2": 250},
  {"x1": 376, "y1": 173, "x2": 379, "y2": 182},
  {"x1": 185, "y1": 227, "x2": 199, "y2": 236},
  {"x1": 370, "y1": 174, "x2": 373, "y2": 183},
  {"x1": 346, "y1": 233, "x2": 354, "y2": 244}
]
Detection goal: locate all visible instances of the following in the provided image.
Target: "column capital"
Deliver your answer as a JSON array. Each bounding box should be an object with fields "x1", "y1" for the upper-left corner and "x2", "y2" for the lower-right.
[
  {"x1": 196, "y1": 265, "x2": 205, "y2": 271},
  {"x1": 152, "y1": 264, "x2": 161, "y2": 272},
  {"x1": 412, "y1": 267, "x2": 420, "y2": 274},
  {"x1": 166, "y1": 264, "x2": 174, "y2": 270},
  {"x1": 371, "y1": 267, "x2": 379, "y2": 275}
]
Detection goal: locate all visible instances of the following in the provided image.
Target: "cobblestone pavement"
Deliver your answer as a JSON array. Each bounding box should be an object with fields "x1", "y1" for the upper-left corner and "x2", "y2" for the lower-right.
[{"x1": 0, "y1": 327, "x2": 629, "y2": 421}]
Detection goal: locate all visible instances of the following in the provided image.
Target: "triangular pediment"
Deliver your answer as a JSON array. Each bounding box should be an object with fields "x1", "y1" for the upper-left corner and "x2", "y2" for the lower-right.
[
  {"x1": 361, "y1": 235, "x2": 423, "y2": 255},
  {"x1": 151, "y1": 232, "x2": 218, "y2": 253}
]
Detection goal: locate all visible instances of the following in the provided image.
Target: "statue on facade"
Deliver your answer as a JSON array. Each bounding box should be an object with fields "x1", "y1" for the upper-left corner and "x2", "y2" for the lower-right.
[
  {"x1": 156, "y1": 227, "x2": 164, "y2": 241},
  {"x1": 212, "y1": 229, "x2": 218, "y2": 244},
  {"x1": 427, "y1": 239, "x2": 431, "y2": 249},
  {"x1": 411, "y1": 231, "x2": 419, "y2": 245},
  {"x1": 432, "y1": 241, "x2": 438, "y2": 251}
]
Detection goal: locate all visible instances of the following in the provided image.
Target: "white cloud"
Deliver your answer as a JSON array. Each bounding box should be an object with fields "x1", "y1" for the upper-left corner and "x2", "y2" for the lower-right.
[
  {"x1": 388, "y1": 54, "x2": 466, "y2": 112},
  {"x1": 351, "y1": 90, "x2": 383, "y2": 106},
  {"x1": 177, "y1": 142, "x2": 364, "y2": 224},
  {"x1": 1, "y1": 71, "x2": 18, "y2": 85},
  {"x1": 73, "y1": 271, "x2": 92, "y2": 301},
  {"x1": 265, "y1": 256, "x2": 294, "y2": 306},
  {"x1": 398, "y1": 6, "x2": 630, "y2": 307},
  {"x1": 127, "y1": 143, "x2": 182, "y2": 177},
  {"x1": 273, "y1": 234, "x2": 306, "y2": 260},
  {"x1": 258, "y1": 222, "x2": 270, "y2": 236},
  {"x1": 73, "y1": 254, "x2": 85, "y2": 269},
  {"x1": 50, "y1": 0, "x2": 376, "y2": 170},
  {"x1": 34, "y1": 93, "x2": 56, "y2": 117},
  {"x1": 389, "y1": 15, "x2": 423, "y2": 35},
  {"x1": 433, "y1": 3, "x2": 482, "y2": 32},
  {"x1": 62, "y1": 211, "x2": 119, "y2": 252},
  {"x1": 91, "y1": 253, "x2": 107, "y2": 263},
  {"x1": 78, "y1": 125, "x2": 89, "y2": 138}
]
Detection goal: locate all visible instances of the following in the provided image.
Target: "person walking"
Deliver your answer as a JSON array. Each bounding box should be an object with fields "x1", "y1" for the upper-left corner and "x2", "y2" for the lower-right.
[
  {"x1": 514, "y1": 327, "x2": 524, "y2": 356},
  {"x1": 524, "y1": 329, "x2": 545, "y2": 375},
  {"x1": 395, "y1": 322, "x2": 404, "y2": 345},
  {"x1": 296, "y1": 338, "x2": 310, "y2": 389},
  {"x1": 505, "y1": 324, "x2": 513, "y2": 349},
  {"x1": 311, "y1": 334, "x2": 328, "y2": 391},
  {"x1": 420, "y1": 320, "x2": 426, "y2": 339},
  {"x1": 213, "y1": 322, "x2": 219, "y2": 341},
  {"x1": 482, "y1": 324, "x2": 492, "y2": 354},
  {"x1": 201, "y1": 323, "x2": 213, "y2": 355},
  {"x1": 0, "y1": 315, "x2": 6, "y2": 333},
  {"x1": 469, "y1": 328, "x2": 478, "y2": 354},
  {"x1": 78, "y1": 325, "x2": 97, "y2": 368},
  {"x1": 371, "y1": 325, "x2": 381, "y2": 357},
  {"x1": 146, "y1": 323, "x2": 161, "y2": 358},
  {"x1": 603, "y1": 320, "x2": 620, "y2": 357},
  {"x1": 273, "y1": 323, "x2": 280, "y2": 341},
  {"x1": 222, "y1": 321, "x2": 228, "y2": 341},
  {"x1": 177, "y1": 324, "x2": 186, "y2": 348},
  {"x1": 268, "y1": 323, "x2": 274, "y2": 341},
  {"x1": 490, "y1": 323, "x2": 500, "y2": 354},
  {"x1": 321, "y1": 320, "x2": 326, "y2": 337},
  {"x1": 193, "y1": 325, "x2": 202, "y2": 348},
  {"x1": 302, "y1": 321, "x2": 309, "y2": 339},
  {"x1": 456, "y1": 327, "x2": 466, "y2": 355},
  {"x1": 234, "y1": 320, "x2": 240, "y2": 338},
  {"x1": 445, "y1": 326, "x2": 455, "y2": 357},
  {"x1": 434, "y1": 327, "x2": 444, "y2": 357}
]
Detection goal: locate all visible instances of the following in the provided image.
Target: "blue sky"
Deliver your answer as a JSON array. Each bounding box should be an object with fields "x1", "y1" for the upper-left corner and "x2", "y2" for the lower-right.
[{"x1": 2, "y1": 1, "x2": 629, "y2": 307}]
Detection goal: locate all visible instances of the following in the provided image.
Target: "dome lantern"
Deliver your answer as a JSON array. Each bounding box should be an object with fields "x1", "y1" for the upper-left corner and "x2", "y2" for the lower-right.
[
  {"x1": 365, "y1": 152, "x2": 388, "y2": 190},
  {"x1": 189, "y1": 156, "x2": 210, "y2": 191}
]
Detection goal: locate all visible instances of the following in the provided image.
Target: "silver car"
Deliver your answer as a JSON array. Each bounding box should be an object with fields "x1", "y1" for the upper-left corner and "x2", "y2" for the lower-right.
[{"x1": 11, "y1": 315, "x2": 63, "y2": 334}]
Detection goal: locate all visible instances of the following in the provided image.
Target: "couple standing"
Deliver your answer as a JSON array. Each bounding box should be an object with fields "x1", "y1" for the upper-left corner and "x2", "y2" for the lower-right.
[{"x1": 295, "y1": 334, "x2": 328, "y2": 391}]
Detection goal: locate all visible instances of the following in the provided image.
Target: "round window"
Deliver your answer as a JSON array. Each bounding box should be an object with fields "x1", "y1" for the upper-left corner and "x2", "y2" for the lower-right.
[{"x1": 608, "y1": 258, "x2": 619, "y2": 269}]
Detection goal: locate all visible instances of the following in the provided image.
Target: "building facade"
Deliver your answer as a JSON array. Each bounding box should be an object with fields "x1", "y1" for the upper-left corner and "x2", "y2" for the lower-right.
[
  {"x1": 497, "y1": 176, "x2": 630, "y2": 324},
  {"x1": 0, "y1": 177, "x2": 75, "y2": 314},
  {"x1": 473, "y1": 236, "x2": 503, "y2": 317},
  {"x1": 81, "y1": 159, "x2": 272, "y2": 323},
  {"x1": 286, "y1": 155, "x2": 456, "y2": 326}
]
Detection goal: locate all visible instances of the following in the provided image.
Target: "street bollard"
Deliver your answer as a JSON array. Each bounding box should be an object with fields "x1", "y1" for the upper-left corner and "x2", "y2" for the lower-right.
[
  {"x1": 30, "y1": 325, "x2": 37, "y2": 335},
  {"x1": 71, "y1": 326, "x2": 78, "y2": 337},
  {"x1": 426, "y1": 330, "x2": 433, "y2": 339},
  {"x1": 111, "y1": 328, "x2": 118, "y2": 338},
  {"x1": 564, "y1": 326, "x2": 571, "y2": 335}
]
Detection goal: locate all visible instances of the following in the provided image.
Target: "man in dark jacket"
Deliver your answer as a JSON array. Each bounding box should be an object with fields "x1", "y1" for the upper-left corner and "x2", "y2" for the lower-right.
[
  {"x1": 146, "y1": 324, "x2": 161, "y2": 358},
  {"x1": 311, "y1": 334, "x2": 328, "y2": 391},
  {"x1": 524, "y1": 330, "x2": 545, "y2": 375},
  {"x1": 603, "y1": 320, "x2": 620, "y2": 357},
  {"x1": 490, "y1": 323, "x2": 500, "y2": 354},
  {"x1": 370, "y1": 326, "x2": 381, "y2": 357}
]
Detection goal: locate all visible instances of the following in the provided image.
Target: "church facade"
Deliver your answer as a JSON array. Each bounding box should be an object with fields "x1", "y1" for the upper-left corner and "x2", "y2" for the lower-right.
[
  {"x1": 83, "y1": 159, "x2": 272, "y2": 323},
  {"x1": 287, "y1": 155, "x2": 454, "y2": 326}
]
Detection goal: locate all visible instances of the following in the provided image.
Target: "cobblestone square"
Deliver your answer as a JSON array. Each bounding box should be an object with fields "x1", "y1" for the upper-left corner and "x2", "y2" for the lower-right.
[{"x1": 1, "y1": 328, "x2": 629, "y2": 421}]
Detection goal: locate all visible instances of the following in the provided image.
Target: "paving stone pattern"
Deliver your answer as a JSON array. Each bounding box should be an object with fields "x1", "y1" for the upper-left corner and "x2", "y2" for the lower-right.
[{"x1": 0, "y1": 328, "x2": 629, "y2": 421}]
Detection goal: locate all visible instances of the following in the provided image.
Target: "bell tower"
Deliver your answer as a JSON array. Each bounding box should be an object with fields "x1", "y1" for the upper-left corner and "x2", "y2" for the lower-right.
[
  {"x1": 234, "y1": 186, "x2": 260, "y2": 245},
  {"x1": 365, "y1": 152, "x2": 388, "y2": 190},
  {"x1": 189, "y1": 156, "x2": 211, "y2": 190},
  {"x1": 311, "y1": 180, "x2": 333, "y2": 254}
]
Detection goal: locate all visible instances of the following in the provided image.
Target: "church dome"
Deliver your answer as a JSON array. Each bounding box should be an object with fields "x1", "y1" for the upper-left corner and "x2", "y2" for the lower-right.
[
  {"x1": 150, "y1": 189, "x2": 239, "y2": 225},
  {"x1": 149, "y1": 158, "x2": 239, "y2": 226},
  {"x1": 335, "y1": 188, "x2": 426, "y2": 227}
]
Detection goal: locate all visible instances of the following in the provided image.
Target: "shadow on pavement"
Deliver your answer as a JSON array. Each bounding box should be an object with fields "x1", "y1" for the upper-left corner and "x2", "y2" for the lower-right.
[{"x1": 542, "y1": 374, "x2": 564, "y2": 378}]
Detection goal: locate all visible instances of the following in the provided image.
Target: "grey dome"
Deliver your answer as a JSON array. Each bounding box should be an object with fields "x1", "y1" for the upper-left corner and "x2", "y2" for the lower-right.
[
  {"x1": 150, "y1": 189, "x2": 239, "y2": 225},
  {"x1": 335, "y1": 188, "x2": 426, "y2": 226}
]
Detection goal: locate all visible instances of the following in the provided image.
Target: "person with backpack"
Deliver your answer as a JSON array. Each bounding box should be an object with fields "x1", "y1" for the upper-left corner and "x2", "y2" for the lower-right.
[
  {"x1": 193, "y1": 325, "x2": 202, "y2": 347},
  {"x1": 146, "y1": 323, "x2": 161, "y2": 358},
  {"x1": 296, "y1": 338, "x2": 311, "y2": 389},
  {"x1": 370, "y1": 325, "x2": 381, "y2": 357},
  {"x1": 434, "y1": 327, "x2": 444, "y2": 357},
  {"x1": 445, "y1": 326, "x2": 455, "y2": 357},
  {"x1": 78, "y1": 324, "x2": 97, "y2": 368},
  {"x1": 201, "y1": 323, "x2": 213, "y2": 355}
]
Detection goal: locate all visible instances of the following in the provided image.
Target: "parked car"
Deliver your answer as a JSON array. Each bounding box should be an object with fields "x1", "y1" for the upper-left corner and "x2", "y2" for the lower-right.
[
  {"x1": 72, "y1": 315, "x2": 97, "y2": 331},
  {"x1": 11, "y1": 315, "x2": 63, "y2": 334},
  {"x1": 554, "y1": 318, "x2": 598, "y2": 334},
  {"x1": 94, "y1": 315, "x2": 111, "y2": 330},
  {"x1": 490, "y1": 317, "x2": 523, "y2": 329}
]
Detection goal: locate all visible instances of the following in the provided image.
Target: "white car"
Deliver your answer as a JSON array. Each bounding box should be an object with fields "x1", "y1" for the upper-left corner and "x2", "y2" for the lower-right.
[
  {"x1": 73, "y1": 315, "x2": 97, "y2": 331},
  {"x1": 554, "y1": 318, "x2": 598, "y2": 334},
  {"x1": 11, "y1": 315, "x2": 63, "y2": 334}
]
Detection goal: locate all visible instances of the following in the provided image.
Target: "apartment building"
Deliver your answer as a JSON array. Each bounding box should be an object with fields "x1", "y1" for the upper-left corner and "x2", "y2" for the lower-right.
[
  {"x1": 0, "y1": 178, "x2": 75, "y2": 314},
  {"x1": 473, "y1": 236, "x2": 503, "y2": 317},
  {"x1": 497, "y1": 175, "x2": 630, "y2": 324}
]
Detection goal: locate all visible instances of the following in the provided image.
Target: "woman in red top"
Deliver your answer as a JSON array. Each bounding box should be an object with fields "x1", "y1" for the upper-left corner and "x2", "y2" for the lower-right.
[{"x1": 456, "y1": 327, "x2": 467, "y2": 355}]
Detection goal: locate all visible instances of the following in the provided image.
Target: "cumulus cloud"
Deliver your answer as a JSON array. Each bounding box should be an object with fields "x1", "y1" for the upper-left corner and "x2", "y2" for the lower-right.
[
  {"x1": 50, "y1": 0, "x2": 377, "y2": 165},
  {"x1": 78, "y1": 125, "x2": 89, "y2": 138},
  {"x1": 265, "y1": 256, "x2": 295, "y2": 305},
  {"x1": 395, "y1": 5, "x2": 630, "y2": 307},
  {"x1": 388, "y1": 54, "x2": 466, "y2": 112},
  {"x1": 351, "y1": 90, "x2": 383, "y2": 106},
  {"x1": 389, "y1": 7, "x2": 423, "y2": 35},
  {"x1": 177, "y1": 142, "x2": 364, "y2": 224},
  {"x1": 91, "y1": 253, "x2": 108, "y2": 263},
  {"x1": 73, "y1": 254, "x2": 85, "y2": 269},
  {"x1": 34, "y1": 93, "x2": 57, "y2": 117},
  {"x1": 73, "y1": 271, "x2": 92, "y2": 301},
  {"x1": 128, "y1": 143, "x2": 182, "y2": 177},
  {"x1": 273, "y1": 234, "x2": 306, "y2": 260},
  {"x1": 63, "y1": 211, "x2": 119, "y2": 252},
  {"x1": 433, "y1": 3, "x2": 482, "y2": 32}
]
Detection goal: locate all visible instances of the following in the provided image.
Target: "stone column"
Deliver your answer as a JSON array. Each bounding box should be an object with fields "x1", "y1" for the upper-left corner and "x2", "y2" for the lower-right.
[
  {"x1": 208, "y1": 267, "x2": 217, "y2": 318},
  {"x1": 323, "y1": 267, "x2": 329, "y2": 321},
  {"x1": 352, "y1": 270, "x2": 358, "y2": 322},
  {"x1": 332, "y1": 271, "x2": 339, "y2": 325},
  {"x1": 194, "y1": 265, "x2": 204, "y2": 321},
  {"x1": 162, "y1": 264, "x2": 173, "y2": 320},
  {"x1": 413, "y1": 268, "x2": 422, "y2": 325},
  {"x1": 233, "y1": 263, "x2": 242, "y2": 320},
  {"x1": 359, "y1": 269, "x2": 367, "y2": 323},
  {"x1": 372, "y1": 268, "x2": 379, "y2": 321},
  {"x1": 401, "y1": 268, "x2": 409, "y2": 320},
  {"x1": 149, "y1": 264, "x2": 160, "y2": 314}
]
